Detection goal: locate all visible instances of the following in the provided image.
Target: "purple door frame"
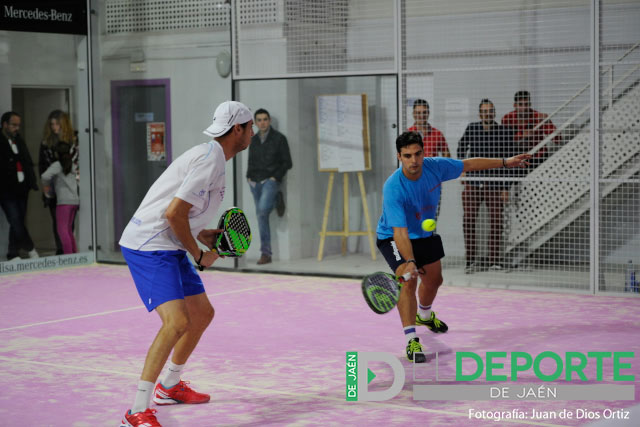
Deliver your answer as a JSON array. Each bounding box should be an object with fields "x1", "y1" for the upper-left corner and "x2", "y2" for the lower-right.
[{"x1": 110, "y1": 79, "x2": 172, "y2": 248}]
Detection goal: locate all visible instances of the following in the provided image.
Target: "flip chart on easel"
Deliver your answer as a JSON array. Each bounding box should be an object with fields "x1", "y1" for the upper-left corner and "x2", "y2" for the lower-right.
[{"x1": 317, "y1": 94, "x2": 371, "y2": 172}]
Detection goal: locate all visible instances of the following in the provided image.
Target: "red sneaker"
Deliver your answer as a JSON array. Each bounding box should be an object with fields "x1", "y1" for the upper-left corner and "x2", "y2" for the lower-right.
[
  {"x1": 120, "y1": 408, "x2": 161, "y2": 427},
  {"x1": 153, "y1": 380, "x2": 210, "y2": 405}
]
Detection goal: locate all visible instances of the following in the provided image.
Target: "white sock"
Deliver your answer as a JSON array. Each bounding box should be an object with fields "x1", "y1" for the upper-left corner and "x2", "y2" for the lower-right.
[
  {"x1": 161, "y1": 361, "x2": 184, "y2": 388},
  {"x1": 404, "y1": 326, "x2": 417, "y2": 342},
  {"x1": 131, "y1": 380, "x2": 155, "y2": 414},
  {"x1": 418, "y1": 304, "x2": 432, "y2": 320}
]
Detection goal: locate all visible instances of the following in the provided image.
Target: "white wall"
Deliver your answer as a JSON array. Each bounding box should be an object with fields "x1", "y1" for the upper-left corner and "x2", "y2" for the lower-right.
[{"x1": 95, "y1": 28, "x2": 233, "y2": 261}]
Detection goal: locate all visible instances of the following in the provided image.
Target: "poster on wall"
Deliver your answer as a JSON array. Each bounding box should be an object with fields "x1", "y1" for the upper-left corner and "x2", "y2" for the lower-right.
[
  {"x1": 146, "y1": 122, "x2": 166, "y2": 161},
  {"x1": 316, "y1": 94, "x2": 371, "y2": 172}
]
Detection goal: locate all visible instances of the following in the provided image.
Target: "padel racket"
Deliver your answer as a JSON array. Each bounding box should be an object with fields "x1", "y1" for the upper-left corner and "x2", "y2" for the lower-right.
[
  {"x1": 214, "y1": 207, "x2": 251, "y2": 257},
  {"x1": 361, "y1": 271, "x2": 412, "y2": 314}
]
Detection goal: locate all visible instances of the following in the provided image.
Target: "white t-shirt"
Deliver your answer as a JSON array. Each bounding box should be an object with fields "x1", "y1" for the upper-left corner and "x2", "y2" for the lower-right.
[{"x1": 119, "y1": 141, "x2": 226, "y2": 251}]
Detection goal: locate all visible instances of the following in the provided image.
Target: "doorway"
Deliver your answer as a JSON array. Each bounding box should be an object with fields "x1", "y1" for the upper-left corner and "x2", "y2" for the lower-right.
[
  {"x1": 11, "y1": 87, "x2": 71, "y2": 255},
  {"x1": 110, "y1": 79, "x2": 172, "y2": 248}
]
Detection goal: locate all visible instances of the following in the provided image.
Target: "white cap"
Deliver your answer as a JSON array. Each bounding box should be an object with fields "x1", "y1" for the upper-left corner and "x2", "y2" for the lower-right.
[{"x1": 203, "y1": 101, "x2": 252, "y2": 137}]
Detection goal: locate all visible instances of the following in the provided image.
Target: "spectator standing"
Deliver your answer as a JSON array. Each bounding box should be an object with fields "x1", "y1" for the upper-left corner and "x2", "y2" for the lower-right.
[
  {"x1": 0, "y1": 111, "x2": 39, "y2": 260},
  {"x1": 41, "y1": 142, "x2": 80, "y2": 254},
  {"x1": 39, "y1": 110, "x2": 77, "y2": 255},
  {"x1": 246, "y1": 108, "x2": 292, "y2": 265},
  {"x1": 501, "y1": 90, "x2": 561, "y2": 165},
  {"x1": 458, "y1": 99, "x2": 516, "y2": 272},
  {"x1": 407, "y1": 99, "x2": 451, "y2": 158}
]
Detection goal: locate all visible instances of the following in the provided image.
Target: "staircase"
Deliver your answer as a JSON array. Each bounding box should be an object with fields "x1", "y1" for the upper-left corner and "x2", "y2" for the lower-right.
[{"x1": 505, "y1": 45, "x2": 640, "y2": 265}]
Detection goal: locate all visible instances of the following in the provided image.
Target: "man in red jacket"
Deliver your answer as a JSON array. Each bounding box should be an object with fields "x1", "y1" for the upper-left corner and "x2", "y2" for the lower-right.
[
  {"x1": 407, "y1": 99, "x2": 451, "y2": 158},
  {"x1": 501, "y1": 91, "x2": 562, "y2": 164}
]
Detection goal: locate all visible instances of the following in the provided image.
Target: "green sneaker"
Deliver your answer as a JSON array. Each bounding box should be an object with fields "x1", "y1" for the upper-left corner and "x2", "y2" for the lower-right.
[
  {"x1": 406, "y1": 337, "x2": 426, "y2": 363},
  {"x1": 416, "y1": 311, "x2": 448, "y2": 333}
]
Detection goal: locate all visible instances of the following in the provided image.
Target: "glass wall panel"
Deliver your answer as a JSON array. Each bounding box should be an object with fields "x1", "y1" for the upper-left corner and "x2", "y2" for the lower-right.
[
  {"x1": 234, "y1": 75, "x2": 397, "y2": 275},
  {"x1": 93, "y1": 0, "x2": 234, "y2": 264},
  {"x1": 0, "y1": 26, "x2": 94, "y2": 273}
]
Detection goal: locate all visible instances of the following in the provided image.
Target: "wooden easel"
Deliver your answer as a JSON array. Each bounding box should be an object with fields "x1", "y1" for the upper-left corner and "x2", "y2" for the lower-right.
[{"x1": 317, "y1": 171, "x2": 376, "y2": 261}]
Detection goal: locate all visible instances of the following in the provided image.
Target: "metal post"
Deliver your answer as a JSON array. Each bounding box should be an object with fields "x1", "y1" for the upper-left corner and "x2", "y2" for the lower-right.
[
  {"x1": 230, "y1": 0, "x2": 238, "y2": 269},
  {"x1": 395, "y1": 0, "x2": 405, "y2": 135},
  {"x1": 590, "y1": 0, "x2": 601, "y2": 294},
  {"x1": 86, "y1": 0, "x2": 98, "y2": 261},
  {"x1": 608, "y1": 66, "x2": 613, "y2": 108}
]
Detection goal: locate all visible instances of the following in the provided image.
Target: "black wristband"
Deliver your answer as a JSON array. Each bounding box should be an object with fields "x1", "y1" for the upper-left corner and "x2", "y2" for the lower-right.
[
  {"x1": 503, "y1": 158, "x2": 507, "y2": 168},
  {"x1": 406, "y1": 259, "x2": 417, "y2": 266},
  {"x1": 196, "y1": 250, "x2": 205, "y2": 271}
]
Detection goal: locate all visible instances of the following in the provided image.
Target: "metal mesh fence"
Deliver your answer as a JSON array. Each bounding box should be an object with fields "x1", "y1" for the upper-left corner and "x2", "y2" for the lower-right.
[
  {"x1": 105, "y1": 0, "x2": 230, "y2": 34},
  {"x1": 402, "y1": 0, "x2": 593, "y2": 291},
  {"x1": 98, "y1": 0, "x2": 639, "y2": 295},
  {"x1": 228, "y1": 0, "x2": 640, "y2": 294},
  {"x1": 232, "y1": 0, "x2": 396, "y2": 78},
  {"x1": 598, "y1": 0, "x2": 640, "y2": 293}
]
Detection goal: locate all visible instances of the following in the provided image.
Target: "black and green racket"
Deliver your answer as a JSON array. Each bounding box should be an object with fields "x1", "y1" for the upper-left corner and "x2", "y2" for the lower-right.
[
  {"x1": 214, "y1": 207, "x2": 252, "y2": 257},
  {"x1": 361, "y1": 272, "x2": 412, "y2": 314}
]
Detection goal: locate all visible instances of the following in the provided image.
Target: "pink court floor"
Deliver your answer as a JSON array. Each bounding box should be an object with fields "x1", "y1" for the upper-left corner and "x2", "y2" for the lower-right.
[{"x1": 0, "y1": 264, "x2": 639, "y2": 426}]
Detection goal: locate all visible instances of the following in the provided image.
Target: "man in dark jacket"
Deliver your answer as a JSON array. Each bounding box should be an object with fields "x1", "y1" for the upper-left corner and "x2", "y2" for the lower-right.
[
  {"x1": 0, "y1": 111, "x2": 39, "y2": 260},
  {"x1": 457, "y1": 99, "x2": 515, "y2": 272},
  {"x1": 246, "y1": 108, "x2": 292, "y2": 265}
]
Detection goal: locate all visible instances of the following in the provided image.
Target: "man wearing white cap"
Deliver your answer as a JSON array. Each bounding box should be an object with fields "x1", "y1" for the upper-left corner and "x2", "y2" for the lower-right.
[{"x1": 118, "y1": 101, "x2": 253, "y2": 427}]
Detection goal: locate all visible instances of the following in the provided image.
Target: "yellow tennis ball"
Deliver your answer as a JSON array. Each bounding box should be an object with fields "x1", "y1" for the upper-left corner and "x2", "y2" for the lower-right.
[{"x1": 422, "y1": 219, "x2": 436, "y2": 232}]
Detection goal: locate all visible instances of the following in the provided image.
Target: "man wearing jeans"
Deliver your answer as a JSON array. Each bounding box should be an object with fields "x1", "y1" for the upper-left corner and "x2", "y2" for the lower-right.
[{"x1": 246, "y1": 108, "x2": 292, "y2": 265}]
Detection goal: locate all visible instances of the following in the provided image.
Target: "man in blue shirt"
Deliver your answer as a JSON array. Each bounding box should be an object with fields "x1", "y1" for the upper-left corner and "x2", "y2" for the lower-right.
[{"x1": 377, "y1": 131, "x2": 530, "y2": 363}]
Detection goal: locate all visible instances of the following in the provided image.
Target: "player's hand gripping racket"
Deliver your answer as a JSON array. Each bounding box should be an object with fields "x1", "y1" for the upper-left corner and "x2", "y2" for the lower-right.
[
  {"x1": 213, "y1": 207, "x2": 251, "y2": 257},
  {"x1": 197, "y1": 207, "x2": 251, "y2": 271},
  {"x1": 361, "y1": 271, "x2": 413, "y2": 314}
]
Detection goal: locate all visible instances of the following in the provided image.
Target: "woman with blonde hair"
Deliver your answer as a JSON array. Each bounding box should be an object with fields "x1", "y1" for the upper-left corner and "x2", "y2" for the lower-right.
[
  {"x1": 41, "y1": 142, "x2": 79, "y2": 254},
  {"x1": 39, "y1": 110, "x2": 77, "y2": 255}
]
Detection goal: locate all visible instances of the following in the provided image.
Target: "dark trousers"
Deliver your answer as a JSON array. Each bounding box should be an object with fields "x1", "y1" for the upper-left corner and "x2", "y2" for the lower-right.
[
  {"x1": 47, "y1": 198, "x2": 64, "y2": 254},
  {"x1": 0, "y1": 196, "x2": 35, "y2": 258},
  {"x1": 462, "y1": 184, "x2": 505, "y2": 265}
]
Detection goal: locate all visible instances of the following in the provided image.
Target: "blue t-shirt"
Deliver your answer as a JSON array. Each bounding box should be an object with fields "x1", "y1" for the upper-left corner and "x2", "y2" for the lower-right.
[{"x1": 376, "y1": 157, "x2": 464, "y2": 240}]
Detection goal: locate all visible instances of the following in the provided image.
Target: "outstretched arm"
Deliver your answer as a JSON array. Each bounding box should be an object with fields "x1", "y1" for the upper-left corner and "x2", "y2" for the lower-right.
[{"x1": 462, "y1": 153, "x2": 531, "y2": 172}]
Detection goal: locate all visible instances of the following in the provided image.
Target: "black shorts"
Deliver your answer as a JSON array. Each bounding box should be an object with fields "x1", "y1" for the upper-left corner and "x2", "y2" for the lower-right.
[{"x1": 377, "y1": 234, "x2": 445, "y2": 272}]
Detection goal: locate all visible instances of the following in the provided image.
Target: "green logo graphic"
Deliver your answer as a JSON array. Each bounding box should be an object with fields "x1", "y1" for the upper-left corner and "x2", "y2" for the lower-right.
[
  {"x1": 346, "y1": 352, "x2": 357, "y2": 401},
  {"x1": 346, "y1": 351, "x2": 635, "y2": 402},
  {"x1": 346, "y1": 352, "x2": 405, "y2": 402},
  {"x1": 368, "y1": 368, "x2": 376, "y2": 384},
  {"x1": 456, "y1": 351, "x2": 635, "y2": 382}
]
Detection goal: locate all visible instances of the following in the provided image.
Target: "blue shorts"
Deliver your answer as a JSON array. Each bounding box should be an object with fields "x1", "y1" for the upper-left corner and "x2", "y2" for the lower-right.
[{"x1": 121, "y1": 247, "x2": 206, "y2": 312}]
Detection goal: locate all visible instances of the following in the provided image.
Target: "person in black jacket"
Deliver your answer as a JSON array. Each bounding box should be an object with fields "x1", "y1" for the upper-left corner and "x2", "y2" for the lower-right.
[
  {"x1": 0, "y1": 111, "x2": 39, "y2": 260},
  {"x1": 457, "y1": 99, "x2": 515, "y2": 273},
  {"x1": 246, "y1": 108, "x2": 292, "y2": 265}
]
